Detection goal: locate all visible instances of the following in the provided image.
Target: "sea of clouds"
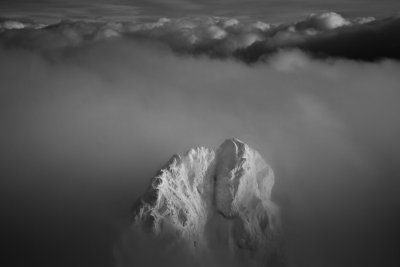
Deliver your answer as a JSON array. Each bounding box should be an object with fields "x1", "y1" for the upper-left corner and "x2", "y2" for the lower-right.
[
  {"x1": 1, "y1": 12, "x2": 399, "y2": 62},
  {"x1": 1, "y1": 12, "x2": 400, "y2": 267}
]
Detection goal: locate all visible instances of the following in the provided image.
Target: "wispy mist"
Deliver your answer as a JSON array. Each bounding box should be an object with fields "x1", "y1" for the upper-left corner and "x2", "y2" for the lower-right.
[{"x1": 1, "y1": 13, "x2": 400, "y2": 267}]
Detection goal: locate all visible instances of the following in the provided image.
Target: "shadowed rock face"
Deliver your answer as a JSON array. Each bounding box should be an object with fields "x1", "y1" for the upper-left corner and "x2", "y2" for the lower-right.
[{"x1": 130, "y1": 139, "x2": 282, "y2": 266}]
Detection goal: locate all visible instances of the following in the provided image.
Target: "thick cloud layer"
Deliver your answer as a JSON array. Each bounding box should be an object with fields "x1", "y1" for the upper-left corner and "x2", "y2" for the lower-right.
[
  {"x1": 1, "y1": 12, "x2": 400, "y2": 63},
  {"x1": 1, "y1": 12, "x2": 400, "y2": 267}
]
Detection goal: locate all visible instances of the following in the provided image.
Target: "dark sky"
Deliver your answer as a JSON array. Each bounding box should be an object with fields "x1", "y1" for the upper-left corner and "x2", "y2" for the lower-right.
[{"x1": 1, "y1": 0, "x2": 400, "y2": 22}]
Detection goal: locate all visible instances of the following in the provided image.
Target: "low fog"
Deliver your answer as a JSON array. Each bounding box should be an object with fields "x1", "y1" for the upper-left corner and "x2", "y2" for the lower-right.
[{"x1": 1, "y1": 14, "x2": 400, "y2": 267}]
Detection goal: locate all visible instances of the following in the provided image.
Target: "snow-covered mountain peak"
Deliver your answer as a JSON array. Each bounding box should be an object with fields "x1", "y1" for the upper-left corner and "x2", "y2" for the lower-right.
[{"x1": 131, "y1": 139, "x2": 282, "y2": 266}]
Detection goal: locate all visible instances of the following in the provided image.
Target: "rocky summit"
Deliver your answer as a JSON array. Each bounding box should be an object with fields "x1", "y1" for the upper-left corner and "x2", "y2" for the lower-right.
[{"x1": 130, "y1": 139, "x2": 282, "y2": 266}]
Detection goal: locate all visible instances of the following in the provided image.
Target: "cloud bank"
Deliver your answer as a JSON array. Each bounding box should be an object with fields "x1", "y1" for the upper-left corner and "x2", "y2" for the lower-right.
[
  {"x1": 1, "y1": 12, "x2": 400, "y2": 267},
  {"x1": 2, "y1": 12, "x2": 400, "y2": 63}
]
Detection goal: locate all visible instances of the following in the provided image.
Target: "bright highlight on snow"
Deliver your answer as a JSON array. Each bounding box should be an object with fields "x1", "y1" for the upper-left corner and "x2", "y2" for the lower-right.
[{"x1": 130, "y1": 138, "x2": 281, "y2": 266}]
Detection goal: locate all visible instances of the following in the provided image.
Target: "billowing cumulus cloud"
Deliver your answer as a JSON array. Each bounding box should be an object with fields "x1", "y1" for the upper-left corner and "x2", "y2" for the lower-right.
[
  {"x1": 1, "y1": 11, "x2": 400, "y2": 267},
  {"x1": 294, "y1": 12, "x2": 356, "y2": 31},
  {"x1": 1, "y1": 12, "x2": 399, "y2": 63}
]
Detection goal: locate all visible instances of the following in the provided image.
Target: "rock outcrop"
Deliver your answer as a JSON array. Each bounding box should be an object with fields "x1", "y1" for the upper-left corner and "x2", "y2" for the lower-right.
[{"x1": 131, "y1": 138, "x2": 281, "y2": 266}]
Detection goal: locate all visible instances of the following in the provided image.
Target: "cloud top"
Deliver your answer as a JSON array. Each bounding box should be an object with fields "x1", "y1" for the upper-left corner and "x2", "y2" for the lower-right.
[{"x1": 1, "y1": 12, "x2": 399, "y2": 62}]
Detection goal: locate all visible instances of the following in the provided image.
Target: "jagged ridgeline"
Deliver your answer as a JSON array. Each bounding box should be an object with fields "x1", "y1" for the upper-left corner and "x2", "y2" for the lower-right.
[{"x1": 121, "y1": 139, "x2": 282, "y2": 267}]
